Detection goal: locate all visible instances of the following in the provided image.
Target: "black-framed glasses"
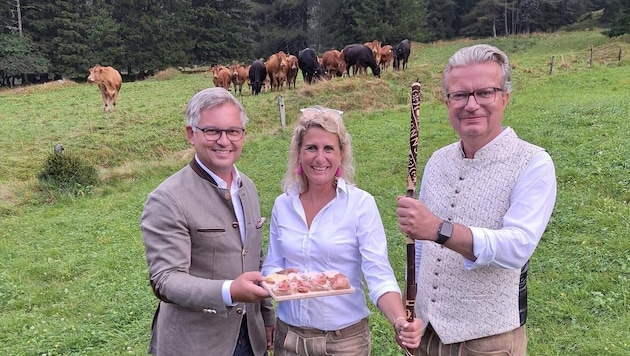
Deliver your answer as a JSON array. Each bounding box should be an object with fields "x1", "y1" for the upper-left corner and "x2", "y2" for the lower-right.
[
  {"x1": 300, "y1": 107, "x2": 344, "y2": 120},
  {"x1": 446, "y1": 87, "x2": 503, "y2": 108},
  {"x1": 194, "y1": 126, "x2": 245, "y2": 142}
]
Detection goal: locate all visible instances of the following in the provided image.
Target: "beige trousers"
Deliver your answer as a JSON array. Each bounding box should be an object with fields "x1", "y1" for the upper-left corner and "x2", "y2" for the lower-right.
[
  {"x1": 415, "y1": 324, "x2": 527, "y2": 356},
  {"x1": 273, "y1": 317, "x2": 371, "y2": 356}
]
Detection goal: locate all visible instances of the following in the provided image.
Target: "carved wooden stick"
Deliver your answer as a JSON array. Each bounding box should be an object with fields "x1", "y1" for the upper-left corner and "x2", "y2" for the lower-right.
[{"x1": 404, "y1": 82, "x2": 421, "y2": 329}]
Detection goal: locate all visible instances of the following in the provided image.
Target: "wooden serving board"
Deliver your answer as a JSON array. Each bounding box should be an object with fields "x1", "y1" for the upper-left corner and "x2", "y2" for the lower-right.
[{"x1": 261, "y1": 281, "x2": 355, "y2": 301}]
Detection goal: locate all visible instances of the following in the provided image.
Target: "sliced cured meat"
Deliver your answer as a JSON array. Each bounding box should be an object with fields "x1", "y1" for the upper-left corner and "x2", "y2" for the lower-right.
[
  {"x1": 329, "y1": 273, "x2": 351, "y2": 290},
  {"x1": 263, "y1": 270, "x2": 353, "y2": 299},
  {"x1": 273, "y1": 279, "x2": 293, "y2": 296},
  {"x1": 310, "y1": 273, "x2": 330, "y2": 291}
]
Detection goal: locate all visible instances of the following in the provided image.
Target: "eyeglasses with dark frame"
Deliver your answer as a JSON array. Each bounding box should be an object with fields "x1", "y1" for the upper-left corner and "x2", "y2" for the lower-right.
[
  {"x1": 194, "y1": 126, "x2": 245, "y2": 142},
  {"x1": 446, "y1": 87, "x2": 504, "y2": 108}
]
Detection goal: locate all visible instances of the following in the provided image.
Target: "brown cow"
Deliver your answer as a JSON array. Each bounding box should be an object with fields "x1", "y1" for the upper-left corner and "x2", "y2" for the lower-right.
[
  {"x1": 264, "y1": 75, "x2": 271, "y2": 92},
  {"x1": 87, "y1": 64, "x2": 122, "y2": 113},
  {"x1": 211, "y1": 65, "x2": 232, "y2": 91},
  {"x1": 285, "y1": 55, "x2": 299, "y2": 89},
  {"x1": 322, "y1": 50, "x2": 346, "y2": 79},
  {"x1": 230, "y1": 63, "x2": 249, "y2": 95},
  {"x1": 265, "y1": 51, "x2": 288, "y2": 91},
  {"x1": 244, "y1": 65, "x2": 252, "y2": 92},
  {"x1": 362, "y1": 40, "x2": 382, "y2": 75},
  {"x1": 378, "y1": 45, "x2": 394, "y2": 72}
]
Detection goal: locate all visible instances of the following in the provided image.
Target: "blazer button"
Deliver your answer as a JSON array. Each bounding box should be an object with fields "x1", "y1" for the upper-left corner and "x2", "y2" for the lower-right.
[
  {"x1": 232, "y1": 222, "x2": 239, "y2": 228},
  {"x1": 236, "y1": 308, "x2": 244, "y2": 314},
  {"x1": 242, "y1": 249, "x2": 248, "y2": 256},
  {"x1": 224, "y1": 192, "x2": 231, "y2": 200}
]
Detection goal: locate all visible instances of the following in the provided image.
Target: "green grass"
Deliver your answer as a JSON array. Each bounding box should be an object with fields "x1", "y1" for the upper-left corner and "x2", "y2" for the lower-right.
[{"x1": 1, "y1": 30, "x2": 629, "y2": 355}]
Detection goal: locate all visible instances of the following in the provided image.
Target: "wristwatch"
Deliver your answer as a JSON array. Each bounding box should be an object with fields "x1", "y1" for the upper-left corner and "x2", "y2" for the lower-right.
[{"x1": 436, "y1": 220, "x2": 453, "y2": 245}]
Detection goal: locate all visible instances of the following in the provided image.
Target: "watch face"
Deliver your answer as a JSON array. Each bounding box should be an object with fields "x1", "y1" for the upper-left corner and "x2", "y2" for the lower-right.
[
  {"x1": 437, "y1": 221, "x2": 453, "y2": 244},
  {"x1": 440, "y1": 221, "x2": 453, "y2": 237}
]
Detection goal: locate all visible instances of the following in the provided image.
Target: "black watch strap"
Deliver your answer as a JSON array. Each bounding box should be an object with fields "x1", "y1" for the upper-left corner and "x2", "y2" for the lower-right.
[{"x1": 436, "y1": 220, "x2": 453, "y2": 245}]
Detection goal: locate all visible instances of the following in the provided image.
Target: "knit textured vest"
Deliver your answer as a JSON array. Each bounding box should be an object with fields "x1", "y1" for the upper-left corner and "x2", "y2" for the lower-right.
[{"x1": 416, "y1": 127, "x2": 543, "y2": 344}]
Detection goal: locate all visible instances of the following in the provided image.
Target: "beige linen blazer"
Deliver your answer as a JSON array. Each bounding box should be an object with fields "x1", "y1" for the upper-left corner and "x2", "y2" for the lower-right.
[{"x1": 141, "y1": 159, "x2": 274, "y2": 356}]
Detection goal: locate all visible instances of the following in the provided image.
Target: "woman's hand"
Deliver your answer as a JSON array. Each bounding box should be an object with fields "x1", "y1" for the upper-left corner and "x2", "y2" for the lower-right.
[{"x1": 394, "y1": 317, "x2": 422, "y2": 351}]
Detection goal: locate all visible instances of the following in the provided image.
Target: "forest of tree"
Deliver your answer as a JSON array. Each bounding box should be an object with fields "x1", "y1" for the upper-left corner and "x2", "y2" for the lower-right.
[{"x1": 0, "y1": 0, "x2": 628, "y2": 86}]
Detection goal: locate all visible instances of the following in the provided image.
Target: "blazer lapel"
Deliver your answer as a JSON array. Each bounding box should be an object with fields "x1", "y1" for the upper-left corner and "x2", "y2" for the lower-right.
[{"x1": 189, "y1": 158, "x2": 237, "y2": 219}]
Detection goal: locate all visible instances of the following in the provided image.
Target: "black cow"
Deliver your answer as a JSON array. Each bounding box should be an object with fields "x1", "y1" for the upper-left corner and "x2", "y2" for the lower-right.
[
  {"x1": 341, "y1": 44, "x2": 381, "y2": 77},
  {"x1": 248, "y1": 60, "x2": 267, "y2": 95},
  {"x1": 298, "y1": 48, "x2": 325, "y2": 85},
  {"x1": 393, "y1": 39, "x2": 411, "y2": 71}
]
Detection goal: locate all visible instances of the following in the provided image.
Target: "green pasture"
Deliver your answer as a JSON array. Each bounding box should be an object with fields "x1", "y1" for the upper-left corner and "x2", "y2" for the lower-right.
[{"x1": 0, "y1": 30, "x2": 629, "y2": 355}]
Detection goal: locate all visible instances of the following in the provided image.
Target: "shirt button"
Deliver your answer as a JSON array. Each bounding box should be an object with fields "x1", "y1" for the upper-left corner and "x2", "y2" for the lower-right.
[
  {"x1": 459, "y1": 176, "x2": 464, "y2": 180},
  {"x1": 455, "y1": 189, "x2": 460, "y2": 193},
  {"x1": 450, "y1": 203, "x2": 455, "y2": 207}
]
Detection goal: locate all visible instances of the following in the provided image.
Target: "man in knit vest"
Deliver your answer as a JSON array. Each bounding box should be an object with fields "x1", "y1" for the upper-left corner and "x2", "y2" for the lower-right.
[{"x1": 396, "y1": 44, "x2": 557, "y2": 355}]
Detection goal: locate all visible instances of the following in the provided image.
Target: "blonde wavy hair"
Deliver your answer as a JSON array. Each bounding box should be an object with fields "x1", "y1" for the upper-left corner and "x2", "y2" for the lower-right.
[{"x1": 282, "y1": 106, "x2": 355, "y2": 193}]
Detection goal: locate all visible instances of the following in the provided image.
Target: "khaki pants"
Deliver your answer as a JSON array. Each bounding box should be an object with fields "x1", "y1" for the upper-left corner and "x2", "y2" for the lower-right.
[
  {"x1": 273, "y1": 317, "x2": 371, "y2": 356},
  {"x1": 416, "y1": 324, "x2": 527, "y2": 356}
]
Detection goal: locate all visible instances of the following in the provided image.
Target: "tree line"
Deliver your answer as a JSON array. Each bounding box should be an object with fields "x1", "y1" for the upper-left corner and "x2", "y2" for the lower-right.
[{"x1": 0, "y1": 0, "x2": 627, "y2": 86}]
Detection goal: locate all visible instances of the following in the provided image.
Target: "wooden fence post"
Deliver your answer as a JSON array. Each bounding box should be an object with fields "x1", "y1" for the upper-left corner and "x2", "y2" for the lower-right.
[
  {"x1": 589, "y1": 45, "x2": 593, "y2": 68},
  {"x1": 549, "y1": 56, "x2": 555, "y2": 75},
  {"x1": 278, "y1": 96, "x2": 286, "y2": 129}
]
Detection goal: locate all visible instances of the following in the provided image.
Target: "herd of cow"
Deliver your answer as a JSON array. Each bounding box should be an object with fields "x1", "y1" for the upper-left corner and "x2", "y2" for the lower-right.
[
  {"x1": 212, "y1": 39, "x2": 412, "y2": 96},
  {"x1": 86, "y1": 39, "x2": 411, "y2": 113}
]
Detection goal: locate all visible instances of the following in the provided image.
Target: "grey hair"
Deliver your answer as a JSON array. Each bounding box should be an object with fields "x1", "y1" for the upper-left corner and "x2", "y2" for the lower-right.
[
  {"x1": 185, "y1": 87, "x2": 249, "y2": 127},
  {"x1": 282, "y1": 106, "x2": 355, "y2": 193},
  {"x1": 442, "y1": 44, "x2": 512, "y2": 96}
]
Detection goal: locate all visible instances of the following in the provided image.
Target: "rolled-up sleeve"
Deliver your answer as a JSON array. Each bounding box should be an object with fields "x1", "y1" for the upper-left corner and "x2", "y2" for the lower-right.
[{"x1": 468, "y1": 151, "x2": 557, "y2": 269}]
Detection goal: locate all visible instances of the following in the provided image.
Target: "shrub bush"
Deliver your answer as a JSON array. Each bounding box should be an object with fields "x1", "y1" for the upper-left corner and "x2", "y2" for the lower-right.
[{"x1": 37, "y1": 148, "x2": 99, "y2": 196}]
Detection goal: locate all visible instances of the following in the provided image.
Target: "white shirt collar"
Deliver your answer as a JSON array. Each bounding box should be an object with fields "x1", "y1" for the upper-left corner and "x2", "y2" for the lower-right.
[
  {"x1": 194, "y1": 155, "x2": 241, "y2": 189},
  {"x1": 287, "y1": 177, "x2": 348, "y2": 196},
  {"x1": 458, "y1": 126, "x2": 512, "y2": 158}
]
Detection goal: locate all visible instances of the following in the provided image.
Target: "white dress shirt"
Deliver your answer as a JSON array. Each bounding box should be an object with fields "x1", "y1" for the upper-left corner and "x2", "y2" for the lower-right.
[
  {"x1": 262, "y1": 178, "x2": 401, "y2": 331},
  {"x1": 194, "y1": 156, "x2": 245, "y2": 307}
]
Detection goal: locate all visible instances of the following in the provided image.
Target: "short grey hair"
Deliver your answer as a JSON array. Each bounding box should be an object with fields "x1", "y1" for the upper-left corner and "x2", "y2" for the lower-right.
[
  {"x1": 185, "y1": 87, "x2": 249, "y2": 127},
  {"x1": 443, "y1": 44, "x2": 512, "y2": 96}
]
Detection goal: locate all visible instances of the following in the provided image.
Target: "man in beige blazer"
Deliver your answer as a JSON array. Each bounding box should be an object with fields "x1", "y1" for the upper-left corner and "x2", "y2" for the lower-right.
[{"x1": 141, "y1": 87, "x2": 274, "y2": 356}]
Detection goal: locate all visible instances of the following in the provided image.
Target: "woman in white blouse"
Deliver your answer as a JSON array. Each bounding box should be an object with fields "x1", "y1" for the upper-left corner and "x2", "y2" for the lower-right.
[{"x1": 262, "y1": 107, "x2": 421, "y2": 356}]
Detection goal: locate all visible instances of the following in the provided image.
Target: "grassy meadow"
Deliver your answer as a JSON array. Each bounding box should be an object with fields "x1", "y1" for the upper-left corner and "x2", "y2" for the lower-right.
[{"x1": 1, "y1": 30, "x2": 629, "y2": 355}]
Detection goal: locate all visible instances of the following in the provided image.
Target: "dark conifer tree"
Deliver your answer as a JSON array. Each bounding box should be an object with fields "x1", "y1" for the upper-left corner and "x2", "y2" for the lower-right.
[{"x1": 188, "y1": 0, "x2": 255, "y2": 65}]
